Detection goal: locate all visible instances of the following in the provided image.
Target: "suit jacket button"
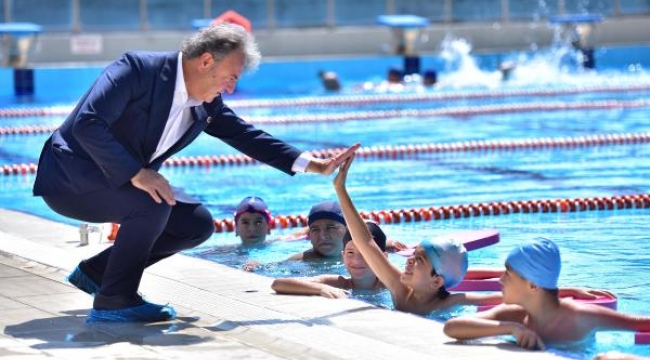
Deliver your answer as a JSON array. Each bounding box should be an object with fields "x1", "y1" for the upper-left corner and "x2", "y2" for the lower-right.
[{"x1": 206, "y1": 116, "x2": 212, "y2": 124}]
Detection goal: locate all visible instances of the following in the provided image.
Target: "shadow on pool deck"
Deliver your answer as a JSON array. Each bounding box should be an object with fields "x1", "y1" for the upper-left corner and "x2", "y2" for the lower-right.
[{"x1": 0, "y1": 208, "x2": 568, "y2": 359}]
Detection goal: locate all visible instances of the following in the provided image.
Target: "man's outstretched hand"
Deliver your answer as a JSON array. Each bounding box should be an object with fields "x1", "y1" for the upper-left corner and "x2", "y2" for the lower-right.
[{"x1": 306, "y1": 143, "x2": 360, "y2": 175}]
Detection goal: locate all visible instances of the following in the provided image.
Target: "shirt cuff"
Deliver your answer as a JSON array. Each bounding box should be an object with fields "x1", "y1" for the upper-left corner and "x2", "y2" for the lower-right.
[{"x1": 291, "y1": 152, "x2": 313, "y2": 173}]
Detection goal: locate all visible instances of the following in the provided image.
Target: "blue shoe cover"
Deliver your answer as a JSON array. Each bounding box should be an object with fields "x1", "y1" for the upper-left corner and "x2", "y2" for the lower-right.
[
  {"x1": 67, "y1": 266, "x2": 99, "y2": 296},
  {"x1": 87, "y1": 302, "x2": 177, "y2": 323}
]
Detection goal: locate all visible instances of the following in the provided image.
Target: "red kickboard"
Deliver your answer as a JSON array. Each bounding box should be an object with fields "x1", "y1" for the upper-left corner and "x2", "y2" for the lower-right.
[{"x1": 397, "y1": 228, "x2": 499, "y2": 257}]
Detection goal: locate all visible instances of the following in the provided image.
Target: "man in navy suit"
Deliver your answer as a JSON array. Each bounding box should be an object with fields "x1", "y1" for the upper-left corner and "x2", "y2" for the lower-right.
[{"x1": 33, "y1": 23, "x2": 358, "y2": 322}]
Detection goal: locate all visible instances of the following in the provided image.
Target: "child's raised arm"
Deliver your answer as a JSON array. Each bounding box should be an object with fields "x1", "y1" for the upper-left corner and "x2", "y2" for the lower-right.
[{"x1": 333, "y1": 155, "x2": 408, "y2": 298}]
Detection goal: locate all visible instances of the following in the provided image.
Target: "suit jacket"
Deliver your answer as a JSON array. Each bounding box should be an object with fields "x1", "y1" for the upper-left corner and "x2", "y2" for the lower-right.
[{"x1": 33, "y1": 51, "x2": 302, "y2": 197}]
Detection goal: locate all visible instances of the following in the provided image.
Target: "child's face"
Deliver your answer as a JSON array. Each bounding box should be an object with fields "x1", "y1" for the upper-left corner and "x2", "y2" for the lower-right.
[
  {"x1": 499, "y1": 265, "x2": 528, "y2": 304},
  {"x1": 402, "y1": 247, "x2": 437, "y2": 290},
  {"x1": 342, "y1": 241, "x2": 376, "y2": 281},
  {"x1": 236, "y1": 212, "x2": 269, "y2": 245},
  {"x1": 308, "y1": 219, "x2": 346, "y2": 257}
]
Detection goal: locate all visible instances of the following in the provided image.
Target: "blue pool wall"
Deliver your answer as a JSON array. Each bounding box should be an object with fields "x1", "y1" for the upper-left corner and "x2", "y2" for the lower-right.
[{"x1": 2, "y1": 43, "x2": 650, "y2": 105}]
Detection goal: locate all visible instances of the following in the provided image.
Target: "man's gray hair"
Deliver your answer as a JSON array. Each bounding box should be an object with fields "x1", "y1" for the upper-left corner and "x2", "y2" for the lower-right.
[{"x1": 181, "y1": 23, "x2": 261, "y2": 72}]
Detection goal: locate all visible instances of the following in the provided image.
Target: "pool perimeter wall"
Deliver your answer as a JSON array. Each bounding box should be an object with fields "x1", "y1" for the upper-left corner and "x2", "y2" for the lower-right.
[{"x1": 23, "y1": 15, "x2": 650, "y2": 65}]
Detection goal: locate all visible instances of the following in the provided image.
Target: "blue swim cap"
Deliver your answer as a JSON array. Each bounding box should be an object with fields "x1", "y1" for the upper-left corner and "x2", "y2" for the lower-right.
[
  {"x1": 308, "y1": 201, "x2": 346, "y2": 226},
  {"x1": 506, "y1": 238, "x2": 561, "y2": 290},
  {"x1": 419, "y1": 237, "x2": 468, "y2": 289}
]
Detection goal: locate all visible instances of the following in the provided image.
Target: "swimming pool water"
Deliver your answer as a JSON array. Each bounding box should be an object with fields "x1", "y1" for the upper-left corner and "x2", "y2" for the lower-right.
[{"x1": 1, "y1": 42, "x2": 649, "y2": 359}]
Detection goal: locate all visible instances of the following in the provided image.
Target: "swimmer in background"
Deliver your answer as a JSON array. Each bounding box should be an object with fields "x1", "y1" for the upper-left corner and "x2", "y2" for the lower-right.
[
  {"x1": 443, "y1": 238, "x2": 650, "y2": 350},
  {"x1": 422, "y1": 70, "x2": 438, "y2": 87},
  {"x1": 387, "y1": 67, "x2": 404, "y2": 84},
  {"x1": 318, "y1": 70, "x2": 341, "y2": 91},
  {"x1": 272, "y1": 221, "x2": 387, "y2": 298},
  {"x1": 499, "y1": 61, "x2": 516, "y2": 81}
]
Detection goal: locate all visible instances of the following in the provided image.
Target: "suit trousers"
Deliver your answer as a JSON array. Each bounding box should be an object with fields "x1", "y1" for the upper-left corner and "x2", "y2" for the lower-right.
[{"x1": 43, "y1": 184, "x2": 214, "y2": 299}]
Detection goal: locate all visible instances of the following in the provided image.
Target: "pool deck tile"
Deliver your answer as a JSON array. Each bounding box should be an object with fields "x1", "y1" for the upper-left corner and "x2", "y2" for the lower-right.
[{"x1": 0, "y1": 208, "x2": 569, "y2": 359}]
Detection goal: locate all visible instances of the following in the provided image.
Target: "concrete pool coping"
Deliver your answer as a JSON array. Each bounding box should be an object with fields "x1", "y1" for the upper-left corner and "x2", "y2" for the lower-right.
[{"x1": 0, "y1": 208, "x2": 568, "y2": 359}]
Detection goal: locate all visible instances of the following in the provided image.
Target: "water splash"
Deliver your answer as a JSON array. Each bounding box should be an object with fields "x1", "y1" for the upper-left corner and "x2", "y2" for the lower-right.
[
  {"x1": 359, "y1": 34, "x2": 650, "y2": 95},
  {"x1": 437, "y1": 35, "x2": 502, "y2": 89}
]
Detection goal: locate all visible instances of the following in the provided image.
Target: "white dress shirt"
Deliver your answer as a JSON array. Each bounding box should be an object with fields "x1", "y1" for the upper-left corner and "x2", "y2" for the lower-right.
[{"x1": 150, "y1": 52, "x2": 202, "y2": 162}]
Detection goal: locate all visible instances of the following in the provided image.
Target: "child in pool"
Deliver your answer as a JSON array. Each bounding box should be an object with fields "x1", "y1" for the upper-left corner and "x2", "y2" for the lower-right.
[
  {"x1": 284, "y1": 201, "x2": 348, "y2": 261},
  {"x1": 243, "y1": 201, "x2": 348, "y2": 271},
  {"x1": 443, "y1": 238, "x2": 650, "y2": 350},
  {"x1": 333, "y1": 154, "x2": 517, "y2": 315},
  {"x1": 233, "y1": 196, "x2": 273, "y2": 246},
  {"x1": 332, "y1": 154, "x2": 613, "y2": 316},
  {"x1": 272, "y1": 221, "x2": 387, "y2": 298}
]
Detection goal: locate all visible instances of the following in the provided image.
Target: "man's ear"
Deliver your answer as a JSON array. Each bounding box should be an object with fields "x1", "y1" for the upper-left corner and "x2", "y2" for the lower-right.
[{"x1": 199, "y1": 52, "x2": 214, "y2": 68}]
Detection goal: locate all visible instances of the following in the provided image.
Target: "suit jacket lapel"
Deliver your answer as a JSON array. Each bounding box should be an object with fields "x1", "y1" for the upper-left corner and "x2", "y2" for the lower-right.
[{"x1": 144, "y1": 53, "x2": 177, "y2": 160}]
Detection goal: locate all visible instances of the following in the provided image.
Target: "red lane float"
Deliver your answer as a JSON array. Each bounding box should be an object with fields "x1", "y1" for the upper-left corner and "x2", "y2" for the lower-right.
[
  {"x1": 19, "y1": 194, "x2": 650, "y2": 234},
  {"x1": 159, "y1": 132, "x2": 650, "y2": 168},
  {"x1": 3, "y1": 132, "x2": 649, "y2": 165},
  {"x1": 242, "y1": 100, "x2": 650, "y2": 125},
  {"x1": 2, "y1": 99, "x2": 650, "y2": 123}
]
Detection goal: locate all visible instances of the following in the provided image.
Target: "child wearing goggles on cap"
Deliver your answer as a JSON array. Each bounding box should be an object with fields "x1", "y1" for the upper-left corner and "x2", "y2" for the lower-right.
[{"x1": 233, "y1": 196, "x2": 273, "y2": 246}]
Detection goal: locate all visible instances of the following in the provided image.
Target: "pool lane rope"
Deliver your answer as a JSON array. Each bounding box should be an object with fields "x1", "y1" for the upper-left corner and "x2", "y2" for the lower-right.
[
  {"x1": 2, "y1": 83, "x2": 650, "y2": 117},
  {"x1": 3, "y1": 99, "x2": 650, "y2": 132},
  {"x1": 221, "y1": 194, "x2": 650, "y2": 233},
  {"x1": 98, "y1": 194, "x2": 650, "y2": 236},
  {"x1": 3, "y1": 132, "x2": 650, "y2": 176}
]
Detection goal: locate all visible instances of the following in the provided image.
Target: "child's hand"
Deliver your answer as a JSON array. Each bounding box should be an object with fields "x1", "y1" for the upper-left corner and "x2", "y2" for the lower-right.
[
  {"x1": 510, "y1": 323, "x2": 545, "y2": 350},
  {"x1": 333, "y1": 153, "x2": 355, "y2": 190},
  {"x1": 561, "y1": 287, "x2": 617, "y2": 300},
  {"x1": 386, "y1": 239, "x2": 409, "y2": 252},
  {"x1": 310, "y1": 143, "x2": 360, "y2": 175},
  {"x1": 242, "y1": 260, "x2": 261, "y2": 272},
  {"x1": 320, "y1": 286, "x2": 350, "y2": 299}
]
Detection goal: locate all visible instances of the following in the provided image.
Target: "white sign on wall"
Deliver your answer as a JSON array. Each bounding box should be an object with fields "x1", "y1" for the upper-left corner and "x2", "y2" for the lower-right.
[{"x1": 70, "y1": 34, "x2": 103, "y2": 55}]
